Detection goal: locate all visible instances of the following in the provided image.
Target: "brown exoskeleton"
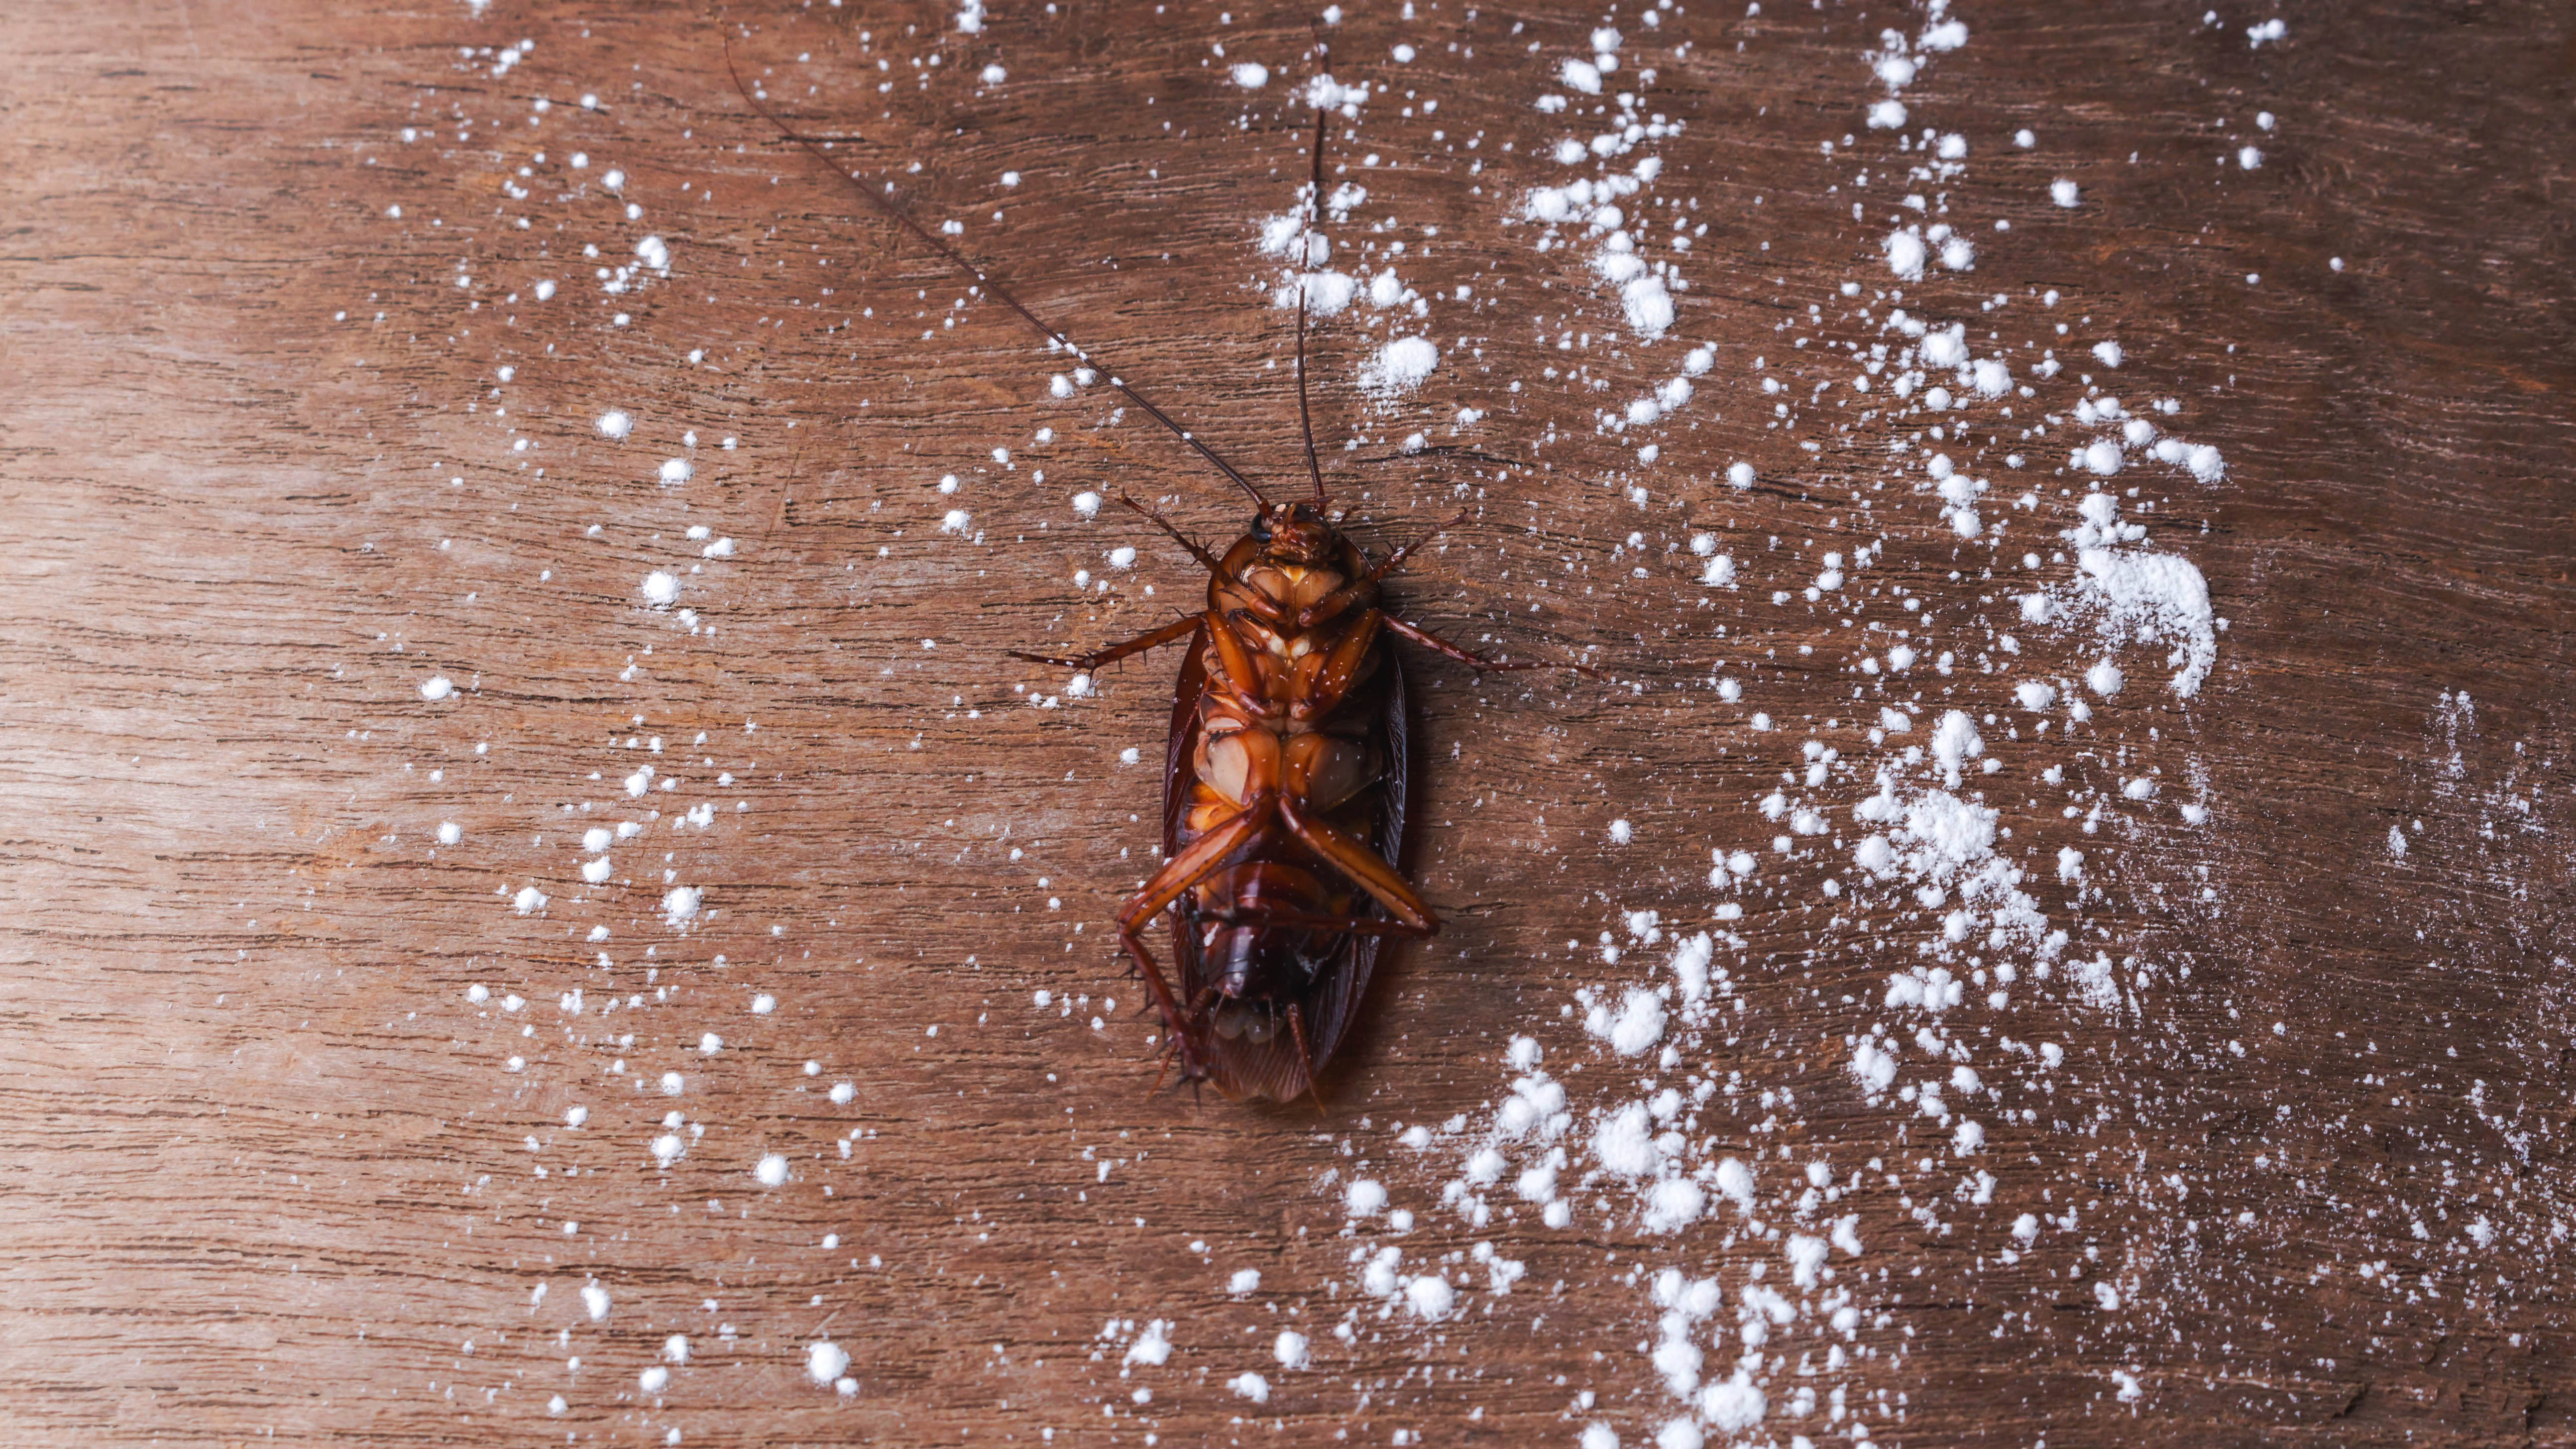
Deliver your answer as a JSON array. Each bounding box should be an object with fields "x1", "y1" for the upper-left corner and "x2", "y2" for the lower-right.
[{"x1": 731, "y1": 40, "x2": 1599, "y2": 1103}]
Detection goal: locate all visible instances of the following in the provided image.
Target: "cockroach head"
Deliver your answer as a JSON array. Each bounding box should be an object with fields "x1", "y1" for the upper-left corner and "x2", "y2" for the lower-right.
[{"x1": 1254, "y1": 501, "x2": 1336, "y2": 564}]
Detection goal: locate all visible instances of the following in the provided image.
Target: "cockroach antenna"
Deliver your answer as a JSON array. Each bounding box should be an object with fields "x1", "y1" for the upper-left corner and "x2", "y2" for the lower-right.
[
  {"x1": 1295, "y1": 40, "x2": 1333, "y2": 510},
  {"x1": 722, "y1": 31, "x2": 1273, "y2": 509}
]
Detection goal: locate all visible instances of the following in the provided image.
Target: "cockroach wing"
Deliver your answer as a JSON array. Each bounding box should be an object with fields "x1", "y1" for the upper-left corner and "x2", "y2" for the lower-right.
[
  {"x1": 1160, "y1": 623, "x2": 1212, "y2": 850},
  {"x1": 1298, "y1": 645, "x2": 1408, "y2": 1077}
]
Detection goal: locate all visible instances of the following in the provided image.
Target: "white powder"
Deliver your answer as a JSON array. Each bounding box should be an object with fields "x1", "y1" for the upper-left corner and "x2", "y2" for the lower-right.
[
  {"x1": 420, "y1": 675, "x2": 455, "y2": 701},
  {"x1": 580, "y1": 1282, "x2": 610, "y2": 1321},
  {"x1": 1359, "y1": 336, "x2": 1439, "y2": 396},
  {"x1": 437, "y1": 821, "x2": 462, "y2": 845},
  {"x1": 1230, "y1": 62, "x2": 1268, "y2": 88},
  {"x1": 1884, "y1": 227, "x2": 1927, "y2": 281},
  {"x1": 1121, "y1": 1320, "x2": 1173, "y2": 1367},
  {"x1": 1345, "y1": 1178, "x2": 1388, "y2": 1217},
  {"x1": 1228, "y1": 1268, "x2": 1260, "y2": 1295},
  {"x1": 663, "y1": 885, "x2": 701, "y2": 924},
  {"x1": 806, "y1": 1340, "x2": 850, "y2": 1384},
  {"x1": 1273, "y1": 1330, "x2": 1310, "y2": 1369},
  {"x1": 2050, "y1": 178, "x2": 2081, "y2": 207},
  {"x1": 596, "y1": 409, "x2": 633, "y2": 439},
  {"x1": 756, "y1": 1153, "x2": 789, "y2": 1187},
  {"x1": 641, "y1": 571, "x2": 680, "y2": 607},
  {"x1": 1229, "y1": 1371, "x2": 1271, "y2": 1402}
]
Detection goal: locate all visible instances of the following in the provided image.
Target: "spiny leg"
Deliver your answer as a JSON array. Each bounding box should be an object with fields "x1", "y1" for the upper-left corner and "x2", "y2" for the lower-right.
[
  {"x1": 1382, "y1": 613, "x2": 1609, "y2": 681},
  {"x1": 1118, "y1": 493, "x2": 1227, "y2": 574},
  {"x1": 1290, "y1": 514, "x2": 1468, "y2": 630},
  {"x1": 1115, "y1": 795, "x2": 1276, "y2": 1085},
  {"x1": 1120, "y1": 918, "x2": 1209, "y2": 1083},
  {"x1": 1285, "y1": 1002, "x2": 1328, "y2": 1115},
  {"x1": 1009, "y1": 613, "x2": 1201, "y2": 671},
  {"x1": 1212, "y1": 901, "x2": 1435, "y2": 937},
  {"x1": 1275, "y1": 794, "x2": 1439, "y2": 932}
]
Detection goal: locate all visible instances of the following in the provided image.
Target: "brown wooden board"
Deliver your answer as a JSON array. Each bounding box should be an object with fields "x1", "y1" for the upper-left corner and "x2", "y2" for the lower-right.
[{"x1": 3, "y1": 0, "x2": 2572, "y2": 1444}]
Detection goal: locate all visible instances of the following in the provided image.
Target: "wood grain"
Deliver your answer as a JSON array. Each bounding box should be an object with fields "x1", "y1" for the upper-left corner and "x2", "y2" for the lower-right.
[{"x1": 3, "y1": 0, "x2": 2572, "y2": 1444}]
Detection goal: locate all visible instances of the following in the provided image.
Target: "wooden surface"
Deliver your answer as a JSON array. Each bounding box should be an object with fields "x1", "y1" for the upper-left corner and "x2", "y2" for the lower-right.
[{"x1": 5, "y1": 0, "x2": 2573, "y2": 1444}]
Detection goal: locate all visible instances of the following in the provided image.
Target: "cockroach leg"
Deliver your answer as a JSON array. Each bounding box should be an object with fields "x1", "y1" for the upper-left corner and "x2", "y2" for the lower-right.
[
  {"x1": 1285, "y1": 1003, "x2": 1327, "y2": 1115},
  {"x1": 1115, "y1": 494, "x2": 1228, "y2": 574},
  {"x1": 1008, "y1": 614, "x2": 1202, "y2": 672},
  {"x1": 1382, "y1": 613, "x2": 1611, "y2": 681},
  {"x1": 1121, "y1": 921, "x2": 1204, "y2": 1081},
  {"x1": 1290, "y1": 515, "x2": 1464, "y2": 630},
  {"x1": 1214, "y1": 902, "x2": 1434, "y2": 937},
  {"x1": 1366, "y1": 511, "x2": 1472, "y2": 583},
  {"x1": 1118, "y1": 791, "x2": 1275, "y2": 928},
  {"x1": 1276, "y1": 794, "x2": 1438, "y2": 931},
  {"x1": 1292, "y1": 608, "x2": 1387, "y2": 720}
]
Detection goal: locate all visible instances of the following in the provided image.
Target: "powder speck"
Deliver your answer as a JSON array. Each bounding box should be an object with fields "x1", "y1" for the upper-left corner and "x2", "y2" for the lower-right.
[
  {"x1": 420, "y1": 675, "x2": 455, "y2": 701},
  {"x1": 641, "y1": 571, "x2": 680, "y2": 607},
  {"x1": 756, "y1": 1153, "x2": 789, "y2": 1188}
]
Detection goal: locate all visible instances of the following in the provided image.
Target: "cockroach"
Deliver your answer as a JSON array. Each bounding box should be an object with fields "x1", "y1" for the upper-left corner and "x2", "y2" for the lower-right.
[{"x1": 729, "y1": 41, "x2": 1599, "y2": 1102}]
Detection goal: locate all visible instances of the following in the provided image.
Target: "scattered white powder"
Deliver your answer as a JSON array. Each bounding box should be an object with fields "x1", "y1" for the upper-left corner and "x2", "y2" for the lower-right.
[
  {"x1": 1229, "y1": 1371, "x2": 1271, "y2": 1402},
  {"x1": 1345, "y1": 1178, "x2": 1388, "y2": 1217},
  {"x1": 658, "y1": 458, "x2": 692, "y2": 486},
  {"x1": 639, "y1": 1366, "x2": 669, "y2": 1394},
  {"x1": 641, "y1": 571, "x2": 680, "y2": 607},
  {"x1": 806, "y1": 1340, "x2": 850, "y2": 1385},
  {"x1": 596, "y1": 409, "x2": 633, "y2": 439},
  {"x1": 663, "y1": 885, "x2": 701, "y2": 924},
  {"x1": 756, "y1": 1153, "x2": 789, "y2": 1187},
  {"x1": 581, "y1": 1282, "x2": 610, "y2": 1322},
  {"x1": 1230, "y1": 61, "x2": 1268, "y2": 88},
  {"x1": 1274, "y1": 1330, "x2": 1310, "y2": 1369},
  {"x1": 437, "y1": 821, "x2": 462, "y2": 845},
  {"x1": 420, "y1": 675, "x2": 455, "y2": 701},
  {"x1": 2050, "y1": 178, "x2": 2081, "y2": 207},
  {"x1": 1228, "y1": 1268, "x2": 1261, "y2": 1295}
]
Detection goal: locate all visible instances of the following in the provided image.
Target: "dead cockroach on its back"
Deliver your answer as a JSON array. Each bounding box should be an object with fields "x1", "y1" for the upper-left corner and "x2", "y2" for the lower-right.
[{"x1": 729, "y1": 39, "x2": 1601, "y2": 1103}]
